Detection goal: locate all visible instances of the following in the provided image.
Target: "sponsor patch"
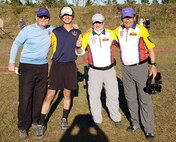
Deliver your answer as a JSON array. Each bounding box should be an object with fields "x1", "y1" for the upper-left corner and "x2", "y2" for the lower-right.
[
  {"x1": 129, "y1": 31, "x2": 137, "y2": 36},
  {"x1": 102, "y1": 36, "x2": 109, "y2": 42}
]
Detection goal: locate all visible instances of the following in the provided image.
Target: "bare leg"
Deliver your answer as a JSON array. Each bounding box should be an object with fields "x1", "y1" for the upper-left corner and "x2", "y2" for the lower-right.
[
  {"x1": 41, "y1": 89, "x2": 56, "y2": 114},
  {"x1": 63, "y1": 88, "x2": 71, "y2": 110}
]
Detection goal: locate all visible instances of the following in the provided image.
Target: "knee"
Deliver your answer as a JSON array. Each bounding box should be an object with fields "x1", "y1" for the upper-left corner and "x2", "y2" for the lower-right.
[
  {"x1": 63, "y1": 89, "x2": 71, "y2": 100},
  {"x1": 44, "y1": 90, "x2": 55, "y2": 102}
]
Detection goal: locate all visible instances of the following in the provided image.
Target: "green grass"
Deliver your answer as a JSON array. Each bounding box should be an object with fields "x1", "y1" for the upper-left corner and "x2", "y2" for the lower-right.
[
  {"x1": 1, "y1": 4, "x2": 176, "y2": 142},
  {"x1": 1, "y1": 35, "x2": 176, "y2": 142}
]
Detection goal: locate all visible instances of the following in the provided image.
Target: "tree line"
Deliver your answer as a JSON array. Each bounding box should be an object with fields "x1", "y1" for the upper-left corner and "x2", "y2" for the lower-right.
[{"x1": 0, "y1": 0, "x2": 176, "y2": 7}]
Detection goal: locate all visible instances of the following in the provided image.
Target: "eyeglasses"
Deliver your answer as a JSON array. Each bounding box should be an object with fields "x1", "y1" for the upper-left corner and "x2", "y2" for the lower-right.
[{"x1": 38, "y1": 16, "x2": 50, "y2": 19}]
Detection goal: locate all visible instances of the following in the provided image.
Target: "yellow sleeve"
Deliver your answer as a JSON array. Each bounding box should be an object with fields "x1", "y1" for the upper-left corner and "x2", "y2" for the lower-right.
[
  {"x1": 51, "y1": 32, "x2": 57, "y2": 56},
  {"x1": 113, "y1": 26, "x2": 121, "y2": 42},
  {"x1": 82, "y1": 32, "x2": 90, "y2": 50},
  {"x1": 139, "y1": 26, "x2": 155, "y2": 49},
  {"x1": 110, "y1": 29, "x2": 117, "y2": 41},
  {"x1": 78, "y1": 34, "x2": 82, "y2": 40},
  {"x1": 105, "y1": 28, "x2": 116, "y2": 40}
]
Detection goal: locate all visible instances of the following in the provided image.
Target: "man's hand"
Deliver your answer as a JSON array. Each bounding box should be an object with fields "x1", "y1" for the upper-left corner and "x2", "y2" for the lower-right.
[
  {"x1": 73, "y1": 24, "x2": 79, "y2": 29},
  {"x1": 75, "y1": 37, "x2": 85, "y2": 56},
  {"x1": 8, "y1": 63, "x2": 15, "y2": 71},
  {"x1": 76, "y1": 39, "x2": 82, "y2": 48},
  {"x1": 149, "y1": 65, "x2": 157, "y2": 79}
]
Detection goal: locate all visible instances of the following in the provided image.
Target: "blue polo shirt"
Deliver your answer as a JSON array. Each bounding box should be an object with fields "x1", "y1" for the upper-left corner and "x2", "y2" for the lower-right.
[
  {"x1": 9, "y1": 23, "x2": 53, "y2": 64},
  {"x1": 51, "y1": 25, "x2": 81, "y2": 62}
]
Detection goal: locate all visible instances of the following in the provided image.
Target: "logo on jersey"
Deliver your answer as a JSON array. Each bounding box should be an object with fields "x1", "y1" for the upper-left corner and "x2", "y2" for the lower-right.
[
  {"x1": 120, "y1": 30, "x2": 124, "y2": 37},
  {"x1": 91, "y1": 37, "x2": 97, "y2": 44},
  {"x1": 72, "y1": 31, "x2": 78, "y2": 36}
]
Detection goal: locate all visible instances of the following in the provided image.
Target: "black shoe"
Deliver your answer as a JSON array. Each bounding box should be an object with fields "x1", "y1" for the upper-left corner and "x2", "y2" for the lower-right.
[
  {"x1": 115, "y1": 121, "x2": 122, "y2": 128},
  {"x1": 127, "y1": 125, "x2": 139, "y2": 132},
  {"x1": 146, "y1": 133, "x2": 154, "y2": 141}
]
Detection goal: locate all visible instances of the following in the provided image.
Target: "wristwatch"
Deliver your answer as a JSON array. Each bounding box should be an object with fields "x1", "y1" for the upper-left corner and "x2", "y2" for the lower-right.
[{"x1": 151, "y1": 63, "x2": 157, "y2": 67}]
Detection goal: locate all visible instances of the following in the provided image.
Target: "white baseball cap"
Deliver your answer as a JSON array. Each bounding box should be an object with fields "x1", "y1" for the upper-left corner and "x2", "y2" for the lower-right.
[
  {"x1": 60, "y1": 6, "x2": 74, "y2": 17},
  {"x1": 92, "y1": 13, "x2": 104, "y2": 24}
]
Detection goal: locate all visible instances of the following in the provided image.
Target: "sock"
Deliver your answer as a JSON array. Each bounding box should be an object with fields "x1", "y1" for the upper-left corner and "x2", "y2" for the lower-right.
[
  {"x1": 62, "y1": 109, "x2": 69, "y2": 119},
  {"x1": 39, "y1": 114, "x2": 46, "y2": 125}
]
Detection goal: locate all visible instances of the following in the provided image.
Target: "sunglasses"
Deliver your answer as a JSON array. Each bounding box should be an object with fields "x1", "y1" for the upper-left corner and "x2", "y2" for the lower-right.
[{"x1": 38, "y1": 15, "x2": 50, "y2": 19}]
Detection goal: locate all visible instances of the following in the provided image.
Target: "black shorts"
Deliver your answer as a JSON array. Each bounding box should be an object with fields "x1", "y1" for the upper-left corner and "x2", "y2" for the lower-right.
[{"x1": 48, "y1": 61, "x2": 77, "y2": 90}]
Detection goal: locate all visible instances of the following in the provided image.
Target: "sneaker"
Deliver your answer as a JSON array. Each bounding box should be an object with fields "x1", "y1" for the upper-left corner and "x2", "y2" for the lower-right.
[
  {"x1": 36, "y1": 125, "x2": 46, "y2": 140},
  {"x1": 60, "y1": 118, "x2": 69, "y2": 130},
  {"x1": 32, "y1": 123, "x2": 38, "y2": 130},
  {"x1": 115, "y1": 121, "x2": 122, "y2": 128},
  {"x1": 146, "y1": 133, "x2": 154, "y2": 141},
  {"x1": 127, "y1": 125, "x2": 139, "y2": 132},
  {"x1": 19, "y1": 129, "x2": 28, "y2": 139}
]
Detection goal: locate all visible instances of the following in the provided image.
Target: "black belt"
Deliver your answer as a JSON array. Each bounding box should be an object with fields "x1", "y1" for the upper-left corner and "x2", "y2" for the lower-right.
[
  {"x1": 89, "y1": 64, "x2": 114, "y2": 71},
  {"x1": 126, "y1": 59, "x2": 148, "y2": 66}
]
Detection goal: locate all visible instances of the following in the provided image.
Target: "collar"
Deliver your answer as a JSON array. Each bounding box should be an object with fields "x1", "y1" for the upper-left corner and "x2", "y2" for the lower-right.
[
  {"x1": 61, "y1": 25, "x2": 74, "y2": 32},
  {"x1": 92, "y1": 29, "x2": 106, "y2": 36}
]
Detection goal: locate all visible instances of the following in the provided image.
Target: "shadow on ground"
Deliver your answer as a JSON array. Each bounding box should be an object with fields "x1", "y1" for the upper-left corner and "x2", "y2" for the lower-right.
[
  {"x1": 117, "y1": 77, "x2": 131, "y2": 123},
  {"x1": 45, "y1": 67, "x2": 131, "y2": 138},
  {"x1": 59, "y1": 114, "x2": 109, "y2": 142}
]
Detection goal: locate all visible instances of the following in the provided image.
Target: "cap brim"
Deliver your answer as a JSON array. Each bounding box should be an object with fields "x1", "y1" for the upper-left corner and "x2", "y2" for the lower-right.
[
  {"x1": 122, "y1": 14, "x2": 134, "y2": 18},
  {"x1": 37, "y1": 13, "x2": 50, "y2": 18},
  {"x1": 61, "y1": 14, "x2": 73, "y2": 17},
  {"x1": 93, "y1": 21, "x2": 103, "y2": 24}
]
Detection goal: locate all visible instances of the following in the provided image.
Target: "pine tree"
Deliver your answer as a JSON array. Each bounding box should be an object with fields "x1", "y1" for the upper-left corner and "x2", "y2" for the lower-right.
[
  {"x1": 152, "y1": 0, "x2": 159, "y2": 4},
  {"x1": 85, "y1": 0, "x2": 92, "y2": 6},
  {"x1": 141, "y1": 0, "x2": 149, "y2": 4}
]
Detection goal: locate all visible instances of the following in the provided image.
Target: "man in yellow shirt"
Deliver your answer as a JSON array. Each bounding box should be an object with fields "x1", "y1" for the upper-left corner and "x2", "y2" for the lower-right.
[
  {"x1": 114, "y1": 7, "x2": 157, "y2": 141},
  {"x1": 79, "y1": 13, "x2": 122, "y2": 127}
]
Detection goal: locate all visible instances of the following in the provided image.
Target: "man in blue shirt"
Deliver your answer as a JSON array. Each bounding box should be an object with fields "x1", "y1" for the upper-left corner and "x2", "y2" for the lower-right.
[
  {"x1": 8, "y1": 7, "x2": 53, "y2": 139},
  {"x1": 36, "y1": 6, "x2": 82, "y2": 140}
]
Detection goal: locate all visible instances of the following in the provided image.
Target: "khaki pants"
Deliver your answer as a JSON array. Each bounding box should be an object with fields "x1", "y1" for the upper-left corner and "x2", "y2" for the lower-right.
[{"x1": 88, "y1": 67, "x2": 121, "y2": 123}]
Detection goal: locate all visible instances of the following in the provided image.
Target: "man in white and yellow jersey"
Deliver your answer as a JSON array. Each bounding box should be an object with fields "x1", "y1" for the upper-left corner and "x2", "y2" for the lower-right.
[
  {"x1": 79, "y1": 13, "x2": 122, "y2": 127},
  {"x1": 113, "y1": 7, "x2": 157, "y2": 141}
]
